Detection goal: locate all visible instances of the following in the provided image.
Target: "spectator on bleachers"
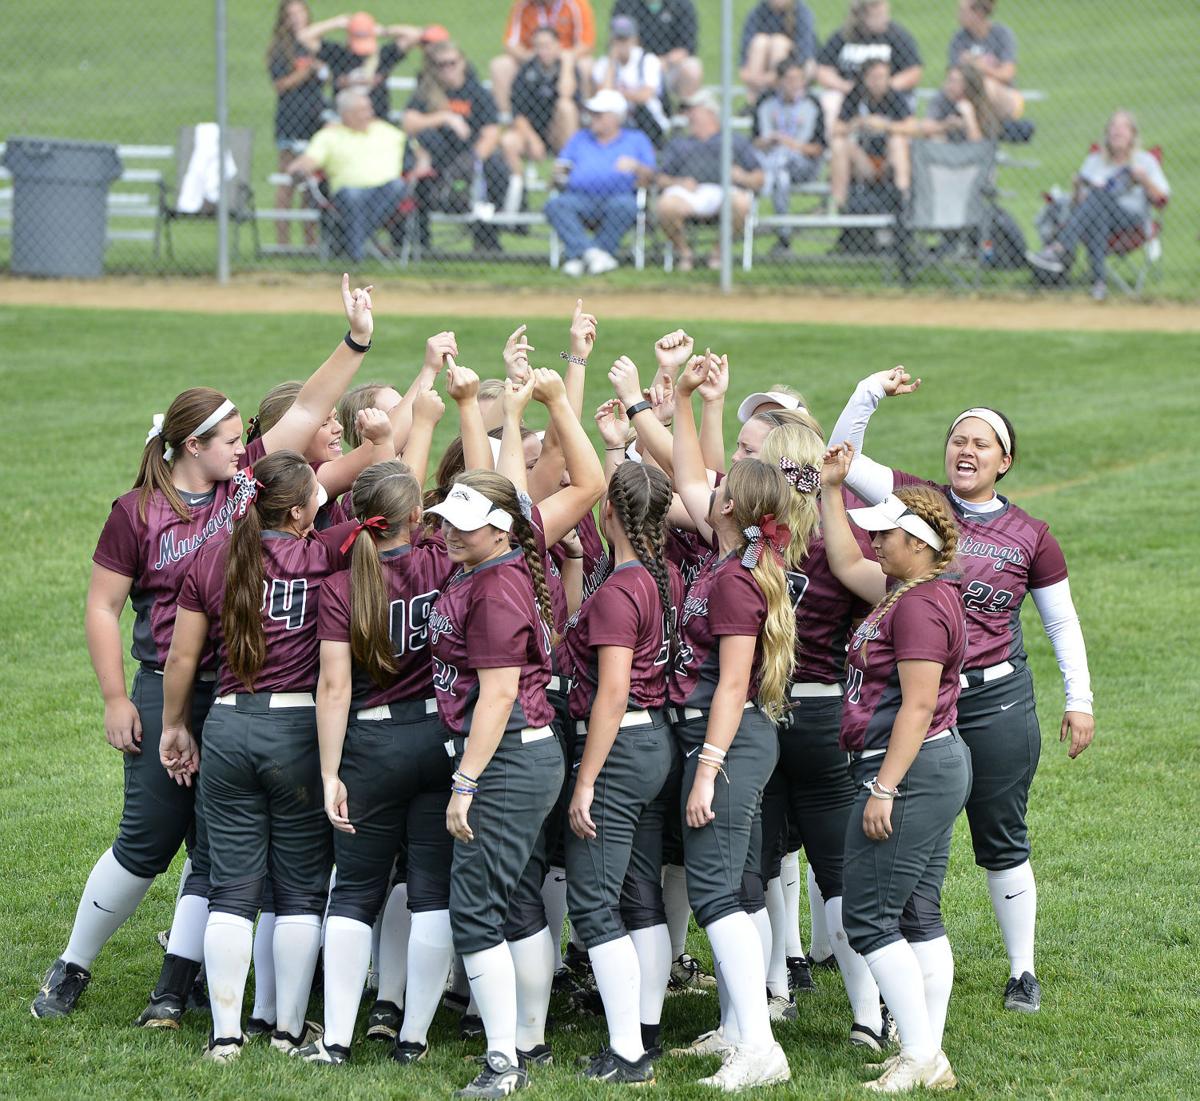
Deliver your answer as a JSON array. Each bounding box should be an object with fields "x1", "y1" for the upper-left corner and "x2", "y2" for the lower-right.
[
  {"x1": 490, "y1": 0, "x2": 596, "y2": 119},
  {"x1": 403, "y1": 41, "x2": 508, "y2": 251},
  {"x1": 591, "y1": 15, "x2": 670, "y2": 147},
  {"x1": 1028, "y1": 109, "x2": 1170, "y2": 301},
  {"x1": 948, "y1": 0, "x2": 1023, "y2": 120},
  {"x1": 754, "y1": 55, "x2": 826, "y2": 255},
  {"x1": 266, "y1": 1, "x2": 328, "y2": 247},
  {"x1": 500, "y1": 26, "x2": 581, "y2": 215},
  {"x1": 829, "y1": 57, "x2": 911, "y2": 212},
  {"x1": 656, "y1": 90, "x2": 764, "y2": 272},
  {"x1": 739, "y1": 0, "x2": 817, "y2": 104},
  {"x1": 816, "y1": 1, "x2": 922, "y2": 131},
  {"x1": 919, "y1": 63, "x2": 999, "y2": 143},
  {"x1": 286, "y1": 87, "x2": 407, "y2": 261},
  {"x1": 611, "y1": 0, "x2": 703, "y2": 100},
  {"x1": 299, "y1": 11, "x2": 423, "y2": 120},
  {"x1": 544, "y1": 88, "x2": 656, "y2": 276}
]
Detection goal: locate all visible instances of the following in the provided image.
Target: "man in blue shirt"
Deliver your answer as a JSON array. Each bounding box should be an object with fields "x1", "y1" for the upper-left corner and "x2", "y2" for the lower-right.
[{"x1": 545, "y1": 88, "x2": 656, "y2": 275}]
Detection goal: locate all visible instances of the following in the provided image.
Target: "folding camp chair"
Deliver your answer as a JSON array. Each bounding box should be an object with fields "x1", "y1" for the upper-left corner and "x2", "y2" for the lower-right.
[{"x1": 1101, "y1": 144, "x2": 1167, "y2": 296}]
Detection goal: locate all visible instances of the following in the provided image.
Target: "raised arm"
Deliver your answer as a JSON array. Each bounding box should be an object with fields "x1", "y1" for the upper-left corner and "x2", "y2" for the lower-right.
[
  {"x1": 594, "y1": 399, "x2": 631, "y2": 481},
  {"x1": 316, "y1": 408, "x2": 394, "y2": 497},
  {"x1": 819, "y1": 443, "x2": 885, "y2": 603},
  {"x1": 671, "y1": 354, "x2": 721, "y2": 545},
  {"x1": 696, "y1": 351, "x2": 729, "y2": 475},
  {"x1": 496, "y1": 377, "x2": 536, "y2": 492},
  {"x1": 401, "y1": 388, "x2": 446, "y2": 487},
  {"x1": 388, "y1": 330, "x2": 456, "y2": 450},
  {"x1": 445, "y1": 359, "x2": 492, "y2": 472},
  {"x1": 610, "y1": 355, "x2": 674, "y2": 477},
  {"x1": 262, "y1": 275, "x2": 375, "y2": 456},
  {"x1": 828, "y1": 366, "x2": 921, "y2": 505}
]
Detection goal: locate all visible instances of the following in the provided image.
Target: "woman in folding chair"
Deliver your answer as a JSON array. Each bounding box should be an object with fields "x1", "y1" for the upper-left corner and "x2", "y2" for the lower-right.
[{"x1": 1027, "y1": 109, "x2": 1169, "y2": 300}]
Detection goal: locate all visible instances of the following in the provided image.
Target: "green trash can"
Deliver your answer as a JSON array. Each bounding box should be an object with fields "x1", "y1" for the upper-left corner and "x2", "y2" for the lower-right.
[{"x1": 3, "y1": 137, "x2": 123, "y2": 278}]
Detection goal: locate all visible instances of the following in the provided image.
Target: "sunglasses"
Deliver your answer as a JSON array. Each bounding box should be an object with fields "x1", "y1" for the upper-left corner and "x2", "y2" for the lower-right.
[{"x1": 436, "y1": 58, "x2": 463, "y2": 68}]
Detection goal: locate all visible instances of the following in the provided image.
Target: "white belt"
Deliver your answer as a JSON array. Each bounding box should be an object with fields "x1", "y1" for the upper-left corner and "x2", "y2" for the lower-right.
[
  {"x1": 575, "y1": 709, "x2": 654, "y2": 738},
  {"x1": 521, "y1": 725, "x2": 556, "y2": 744},
  {"x1": 857, "y1": 728, "x2": 954, "y2": 760},
  {"x1": 547, "y1": 675, "x2": 572, "y2": 694},
  {"x1": 790, "y1": 682, "x2": 843, "y2": 699},
  {"x1": 960, "y1": 660, "x2": 1015, "y2": 689},
  {"x1": 214, "y1": 692, "x2": 316, "y2": 708},
  {"x1": 356, "y1": 699, "x2": 439, "y2": 721},
  {"x1": 152, "y1": 669, "x2": 217, "y2": 683},
  {"x1": 671, "y1": 700, "x2": 754, "y2": 723}
]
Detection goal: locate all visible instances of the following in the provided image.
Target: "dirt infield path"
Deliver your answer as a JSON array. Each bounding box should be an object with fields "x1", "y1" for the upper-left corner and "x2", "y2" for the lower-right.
[{"x1": 2, "y1": 276, "x2": 1198, "y2": 333}]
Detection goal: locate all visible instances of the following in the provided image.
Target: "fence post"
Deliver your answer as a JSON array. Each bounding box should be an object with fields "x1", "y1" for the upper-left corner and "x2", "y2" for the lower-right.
[
  {"x1": 718, "y1": 0, "x2": 734, "y2": 293},
  {"x1": 215, "y1": 0, "x2": 230, "y2": 284}
]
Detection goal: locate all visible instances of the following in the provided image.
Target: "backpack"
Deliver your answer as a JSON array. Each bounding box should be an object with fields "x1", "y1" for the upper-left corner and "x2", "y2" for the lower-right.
[
  {"x1": 980, "y1": 203, "x2": 1027, "y2": 269},
  {"x1": 1031, "y1": 187, "x2": 1074, "y2": 284}
]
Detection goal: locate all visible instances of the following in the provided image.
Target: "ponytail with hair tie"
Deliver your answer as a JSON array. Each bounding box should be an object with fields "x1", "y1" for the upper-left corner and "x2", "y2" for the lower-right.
[
  {"x1": 741, "y1": 514, "x2": 791, "y2": 569},
  {"x1": 339, "y1": 514, "x2": 389, "y2": 554}
]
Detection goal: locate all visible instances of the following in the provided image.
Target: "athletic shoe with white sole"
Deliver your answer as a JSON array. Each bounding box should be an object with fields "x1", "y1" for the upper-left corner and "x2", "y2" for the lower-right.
[
  {"x1": 668, "y1": 953, "x2": 716, "y2": 994},
  {"x1": 697, "y1": 1042, "x2": 791, "y2": 1091},
  {"x1": 135, "y1": 992, "x2": 186, "y2": 1029},
  {"x1": 787, "y1": 955, "x2": 815, "y2": 993},
  {"x1": 863, "y1": 1050, "x2": 956, "y2": 1092},
  {"x1": 295, "y1": 1038, "x2": 350, "y2": 1065},
  {"x1": 366, "y1": 999, "x2": 403, "y2": 1041},
  {"x1": 562, "y1": 258, "x2": 585, "y2": 278},
  {"x1": 864, "y1": 1053, "x2": 902, "y2": 1075},
  {"x1": 518, "y1": 1044, "x2": 553, "y2": 1068},
  {"x1": 585, "y1": 248, "x2": 619, "y2": 276},
  {"x1": 581, "y1": 1047, "x2": 655, "y2": 1085},
  {"x1": 851, "y1": 1006, "x2": 898, "y2": 1052},
  {"x1": 454, "y1": 1050, "x2": 529, "y2": 1098},
  {"x1": 271, "y1": 1020, "x2": 322, "y2": 1054},
  {"x1": 767, "y1": 991, "x2": 798, "y2": 1022},
  {"x1": 1003, "y1": 972, "x2": 1041, "y2": 1013},
  {"x1": 31, "y1": 959, "x2": 91, "y2": 1019},
  {"x1": 203, "y1": 1034, "x2": 245, "y2": 1064},
  {"x1": 392, "y1": 1039, "x2": 429, "y2": 1065},
  {"x1": 669, "y1": 1029, "x2": 734, "y2": 1058}
]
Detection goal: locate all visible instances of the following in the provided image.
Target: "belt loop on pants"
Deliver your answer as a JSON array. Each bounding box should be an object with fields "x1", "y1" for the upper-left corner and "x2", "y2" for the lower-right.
[{"x1": 959, "y1": 660, "x2": 1016, "y2": 689}]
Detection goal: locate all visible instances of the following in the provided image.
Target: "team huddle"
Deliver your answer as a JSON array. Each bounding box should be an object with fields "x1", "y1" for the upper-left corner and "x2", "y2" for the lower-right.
[{"x1": 32, "y1": 277, "x2": 1094, "y2": 1096}]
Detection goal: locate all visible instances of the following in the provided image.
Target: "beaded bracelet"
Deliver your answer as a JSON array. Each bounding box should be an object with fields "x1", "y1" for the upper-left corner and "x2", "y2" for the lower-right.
[{"x1": 559, "y1": 351, "x2": 588, "y2": 366}]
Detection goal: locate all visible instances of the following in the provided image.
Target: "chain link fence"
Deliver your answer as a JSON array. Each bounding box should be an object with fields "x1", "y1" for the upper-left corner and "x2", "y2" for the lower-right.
[{"x1": 1, "y1": 1, "x2": 1194, "y2": 299}]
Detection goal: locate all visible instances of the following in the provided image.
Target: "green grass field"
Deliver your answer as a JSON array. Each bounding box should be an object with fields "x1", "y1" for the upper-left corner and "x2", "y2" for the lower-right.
[
  {"x1": 1, "y1": 1, "x2": 1196, "y2": 296},
  {"x1": 0, "y1": 300, "x2": 1197, "y2": 1098}
]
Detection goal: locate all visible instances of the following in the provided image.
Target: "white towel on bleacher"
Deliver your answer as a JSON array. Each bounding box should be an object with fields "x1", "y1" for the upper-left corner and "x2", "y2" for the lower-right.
[{"x1": 176, "y1": 123, "x2": 236, "y2": 213}]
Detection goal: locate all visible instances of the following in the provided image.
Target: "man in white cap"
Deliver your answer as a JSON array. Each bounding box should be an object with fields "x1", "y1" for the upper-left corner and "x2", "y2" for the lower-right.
[{"x1": 544, "y1": 87, "x2": 657, "y2": 276}]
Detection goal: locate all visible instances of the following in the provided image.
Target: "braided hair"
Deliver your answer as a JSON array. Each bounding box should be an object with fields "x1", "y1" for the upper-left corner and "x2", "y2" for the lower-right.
[
  {"x1": 606, "y1": 462, "x2": 679, "y2": 666},
  {"x1": 859, "y1": 485, "x2": 960, "y2": 664}
]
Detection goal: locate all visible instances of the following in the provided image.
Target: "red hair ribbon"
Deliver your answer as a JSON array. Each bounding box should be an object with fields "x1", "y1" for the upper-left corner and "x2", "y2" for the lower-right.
[
  {"x1": 741, "y1": 513, "x2": 791, "y2": 568},
  {"x1": 340, "y1": 514, "x2": 388, "y2": 554}
]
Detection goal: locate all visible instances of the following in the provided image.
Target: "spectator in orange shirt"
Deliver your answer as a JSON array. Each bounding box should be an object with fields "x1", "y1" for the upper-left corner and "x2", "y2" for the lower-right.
[{"x1": 490, "y1": 0, "x2": 596, "y2": 118}]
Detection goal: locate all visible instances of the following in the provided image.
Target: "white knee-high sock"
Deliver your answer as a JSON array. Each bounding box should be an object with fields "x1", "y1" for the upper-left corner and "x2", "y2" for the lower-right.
[
  {"x1": 763, "y1": 878, "x2": 790, "y2": 997},
  {"x1": 399, "y1": 909, "x2": 455, "y2": 1045},
  {"x1": 322, "y1": 915, "x2": 372, "y2": 1048},
  {"x1": 706, "y1": 912, "x2": 773, "y2": 1049},
  {"x1": 589, "y1": 936, "x2": 646, "y2": 1062},
  {"x1": 251, "y1": 912, "x2": 277, "y2": 1023},
  {"x1": 662, "y1": 864, "x2": 691, "y2": 959},
  {"x1": 463, "y1": 942, "x2": 517, "y2": 1063},
  {"x1": 749, "y1": 906, "x2": 774, "y2": 994},
  {"x1": 508, "y1": 926, "x2": 555, "y2": 1052},
  {"x1": 713, "y1": 952, "x2": 740, "y2": 1042},
  {"x1": 629, "y1": 923, "x2": 671, "y2": 1026},
  {"x1": 205, "y1": 912, "x2": 253, "y2": 1040},
  {"x1": 986, "y1": 862, "x2": 1037, "y2": 978},
  {"x1": 377, "y1": 882, "x2": 410, "y2": 1008},
  {"x1": 174, "y1": 858, "x2": 193, "y2": 909},
  {"x1": 782, "y1": 851, "x2": 805, "y2": 958},
  {"x1": 864, "y1": 941, "x2": 935, "y2": 1062},
  {"x1": 274, "y1": 914, "x2": 322, "y2": 1039},
  {"x1": 910, "y1": 936, "x2": 954, "y2": 1051},
  {"x1": 165, "y1": 892, "x2": 210, "y2": 963},
  {"x1": 808, "y1": 864, "x2": 831, "y2": 960},
  {"x1": 62, "y1": 849, "x2": 155, "y2": 969},
  {"x1": 541, "y1": 868, "x2": 568, "y2": 971},
  {"x1": 825, "y1": 896, "x2": 881, "y2": 1032}
]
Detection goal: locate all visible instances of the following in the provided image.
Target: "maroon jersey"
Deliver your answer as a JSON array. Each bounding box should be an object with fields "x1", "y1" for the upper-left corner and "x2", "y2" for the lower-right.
[
  {"x1": 893, "y1": 471, "x2": 1069, "y2": 670},
  {"x1": 669, "y1": 554, "x2": 767, "y2": 710},
  {"x1": 550, "y1": 511, "x2": 612, "y2": 602},
  {"x1": 666, "y1": 526, "x2": 716, "y2": 590},
  {"x1": 840, "y1": 578, "x2": 966, "y2": 752},
  {"x1": 317, "y1": 541, "x2": 458, "y2": 708},
  {"x1": 428, "y1": 550, "x2": 554, "y2": 736},
  {"x1": 564, "y1": 561, "x2": 685, "y2": 718},
  {"x1": 92, "y1": 438, "x2": 265, "y2": 668},
  {"x1": 178, "y1": 520, "x2": 354, "y2": 695}
]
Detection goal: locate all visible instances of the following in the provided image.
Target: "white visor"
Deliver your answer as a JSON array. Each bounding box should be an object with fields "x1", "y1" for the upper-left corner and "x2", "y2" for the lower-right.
[
  {"x1": 737, "y1": 391, "x2": 805, "y2": 424},
  {"x1": 426, "y1": 482, "x2": 513, "y2": 533},
  {"x1": 847, "y1": 494, "x2": 944, "y2": 551}
]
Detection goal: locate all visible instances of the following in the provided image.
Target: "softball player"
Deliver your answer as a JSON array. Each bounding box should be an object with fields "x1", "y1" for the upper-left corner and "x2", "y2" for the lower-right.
[
  {"x1": 297, "y1": 461, "x2": 459, "y2": 1066},
  {"x1": 820, "y1": 454, "x2": 968, "y2": 1093},
  {"x1": 31, "y1": 278, "x2": 375, "y2": 1025},
  {"x1": 425, "y1": 471, "x2": 565, "y2": 1099},
  {"x1": 831, "y1": 372, "x2": 1095, "y2": 1013},
  {"x1": 561, "y1": 462, "x2": 683, "y2": 1085}
]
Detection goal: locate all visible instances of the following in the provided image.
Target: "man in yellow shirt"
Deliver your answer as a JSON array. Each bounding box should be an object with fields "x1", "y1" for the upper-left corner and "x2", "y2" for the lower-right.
[{"x1": 288, "y1": 88, "x2": 407, "y2": 261}]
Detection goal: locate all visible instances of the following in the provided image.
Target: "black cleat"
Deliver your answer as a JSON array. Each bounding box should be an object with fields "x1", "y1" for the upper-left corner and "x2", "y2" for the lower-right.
[
  {"x1": 459, "y1": 1012, "x2": 485, "y2": 1040},
  {"x1": 518, "y1": 1043, "x2": 553, "y2": 1068},
  {"x1": 392, "y1": 1039, "x2": 429, "y2": 1065},
  {"x1": 31, "y1": 959, "x2": 92, "y2": 1019},
  {"x1": 581, "y1": 1047, "x2": 655, "y2": 1085},
  {"x1": 455, "y1": 1050, "x2": 529, "y2": 1098},
  {"x1": 787, "y1": 955, "x2": 814, "y2": 994},
  {"x1": 808, "y1": 952, "x2": 839, "y2": 972},
  {"x1": 1004, "y1": 971, "x2": 1041, "y2": 1013},
  {"x1": 562, "y1": 942, "x2": 595, "y2": 991},
  {"x1": 135, "y1": 992, "x2": 186, "y2": 1029},
  {"x1": 366, "y1": 999, "x2": 403, "y2": 1042},
  {"x1": 295, "y1": 1038, "x2": 350, "y2": 1064},
  {"x1": 245, "y1": 1016, "x2": 275, "y2": 1038},
  {"x1": 136, "y1": 953, "x2": 202, "y2": 1029}
]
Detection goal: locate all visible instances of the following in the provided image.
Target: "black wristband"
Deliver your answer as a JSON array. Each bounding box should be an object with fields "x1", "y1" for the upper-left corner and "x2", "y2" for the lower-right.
[
  {"x1": 624, "y1": 400, "x2": 651, "y2": 419},
  {"x1": 344, "y1": 331, "x2": 372, "y2": 353}
]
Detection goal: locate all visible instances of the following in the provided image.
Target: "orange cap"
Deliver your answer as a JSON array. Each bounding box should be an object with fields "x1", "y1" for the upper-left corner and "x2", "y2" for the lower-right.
[
  {"x1": 420, "y1": 24, "x2": 451, "y2": 45},
  {"x1": 347, "y1": 11, "x2": 378, "y2": 56}
]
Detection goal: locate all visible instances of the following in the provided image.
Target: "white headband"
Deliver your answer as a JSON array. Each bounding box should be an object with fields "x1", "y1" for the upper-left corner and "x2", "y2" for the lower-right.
[
  {"x1": 950, "y1": 408, "x2": 1011, "y2": 455},
  {"x1": 189, "y1": 399, "x2": 236, "y2": 443}
]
